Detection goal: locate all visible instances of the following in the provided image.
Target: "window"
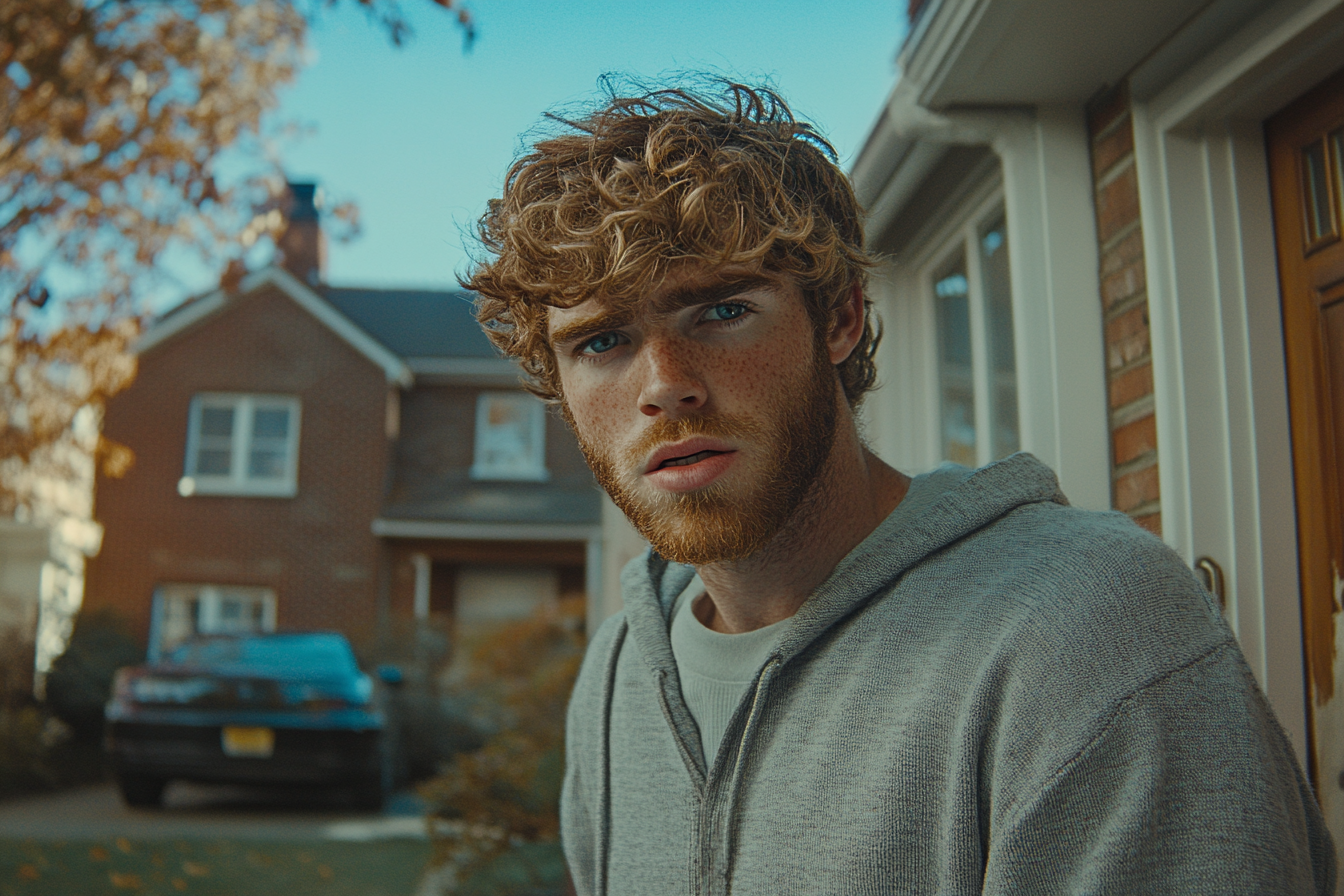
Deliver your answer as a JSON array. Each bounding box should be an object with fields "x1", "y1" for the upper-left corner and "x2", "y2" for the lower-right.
[
  {"x1": 471, "y1": 392, "x2": 548, "y2": 481},
  {"x1": 929, "y1": 205, "x2": 1019, "y2": 466},
  {"x1": 180, "y1": 394, "x2": 300, "y2": 497},
  {"x1": 147, "y1": 584, "x2": 277, "y2": 660}
]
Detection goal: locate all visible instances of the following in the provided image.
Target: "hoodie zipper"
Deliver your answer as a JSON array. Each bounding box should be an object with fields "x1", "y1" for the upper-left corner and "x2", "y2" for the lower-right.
[{"x1": 701, "y1": 656, "x2": 780, "y2": 895}]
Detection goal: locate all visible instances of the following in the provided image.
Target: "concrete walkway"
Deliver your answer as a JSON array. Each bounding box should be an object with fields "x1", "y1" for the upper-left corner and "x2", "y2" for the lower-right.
[{"x1": 0, "y1": 782, "x2": 430, "y2": 841}]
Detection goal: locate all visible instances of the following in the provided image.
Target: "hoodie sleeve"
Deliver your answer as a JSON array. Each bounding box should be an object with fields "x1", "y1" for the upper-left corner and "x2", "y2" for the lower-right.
[{"x1": 982, "y1": 640, "x2": 1335, "y2": 895}]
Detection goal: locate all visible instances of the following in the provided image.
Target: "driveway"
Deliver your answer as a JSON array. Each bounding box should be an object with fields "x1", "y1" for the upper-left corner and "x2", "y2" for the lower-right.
[{"x1": 0, "y1": 782, "x2": 430, "y2": 842}]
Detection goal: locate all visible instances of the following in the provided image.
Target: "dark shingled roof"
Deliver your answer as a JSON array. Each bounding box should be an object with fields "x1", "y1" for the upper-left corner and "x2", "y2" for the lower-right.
[{"x1": 321, "y1": 287, "x2": 497, "y2": 360}]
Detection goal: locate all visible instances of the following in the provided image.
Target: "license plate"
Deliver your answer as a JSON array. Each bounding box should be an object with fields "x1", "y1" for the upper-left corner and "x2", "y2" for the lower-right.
[{"x1": 221, "y1": 726, "x2": 274, "y2": 758}]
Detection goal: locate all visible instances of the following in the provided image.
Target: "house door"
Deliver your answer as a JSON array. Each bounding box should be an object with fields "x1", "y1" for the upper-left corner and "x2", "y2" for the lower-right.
[{"x1": 1267, "y1": 67, "x2": 1344, "y2": 826}]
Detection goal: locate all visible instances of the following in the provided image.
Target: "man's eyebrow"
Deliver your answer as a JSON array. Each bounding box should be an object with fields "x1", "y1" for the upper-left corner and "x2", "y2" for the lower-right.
[
  {"x1": 654, "y1": 274, "x2": 776, "y2": 314},
  {"x1": 549, "y1": 308, "x2": 632, "y2": 350}
]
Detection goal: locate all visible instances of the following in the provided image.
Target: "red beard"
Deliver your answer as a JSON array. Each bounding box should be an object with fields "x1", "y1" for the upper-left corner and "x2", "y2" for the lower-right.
[{"x1": 567, "y1": 340, "x2": 839, "y2": 565}]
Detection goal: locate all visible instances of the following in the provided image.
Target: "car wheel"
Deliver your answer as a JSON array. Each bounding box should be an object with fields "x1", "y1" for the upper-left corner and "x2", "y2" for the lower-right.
[{"x1": 118, "y1": 774, "x2": 167, "y2": 808}]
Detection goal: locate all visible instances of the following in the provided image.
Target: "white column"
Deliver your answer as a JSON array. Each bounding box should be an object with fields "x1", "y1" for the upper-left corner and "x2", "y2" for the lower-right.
[{"x1": 411, "y1": 553, "x2": 431, "y2": 621}]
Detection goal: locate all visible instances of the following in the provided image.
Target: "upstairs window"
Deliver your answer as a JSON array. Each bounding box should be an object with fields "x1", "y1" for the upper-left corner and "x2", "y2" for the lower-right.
[
  {"x1": 471, "y1": 392, "x2": 548, "y2": 481},
  {"x1": 180, "y1": 394, "x2": 301, "y2": 497}
]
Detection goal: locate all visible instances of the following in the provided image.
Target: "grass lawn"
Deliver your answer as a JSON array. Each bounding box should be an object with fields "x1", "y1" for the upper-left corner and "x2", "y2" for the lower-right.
[{"x1": 0, "y1": 837, "x2": 432, "y2": 896}]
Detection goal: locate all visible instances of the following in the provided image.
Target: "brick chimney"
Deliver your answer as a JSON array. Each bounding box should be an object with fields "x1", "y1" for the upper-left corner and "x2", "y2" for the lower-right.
[{"x1": 277, "y1": 182, "x2": 326, "y2": 287}]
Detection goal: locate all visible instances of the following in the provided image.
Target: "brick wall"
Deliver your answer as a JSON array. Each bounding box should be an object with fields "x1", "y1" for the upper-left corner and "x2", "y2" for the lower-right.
[
  {"x1": 1087, "y1": 83, "x2": 1161, "y2": 535},
  {"x1": 84, "y1": 283, "x2": 392, "y2": 646}
]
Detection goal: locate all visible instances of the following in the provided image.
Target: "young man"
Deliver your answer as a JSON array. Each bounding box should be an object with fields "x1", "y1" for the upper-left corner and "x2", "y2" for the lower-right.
[{"x1": 467, "y1": 82, "x2": 1334, "y2": 894}]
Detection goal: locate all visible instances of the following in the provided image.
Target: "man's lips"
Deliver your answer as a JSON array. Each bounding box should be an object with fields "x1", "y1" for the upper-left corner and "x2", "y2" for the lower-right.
[
  {"x1": 644, "y1": 438, "x2": 736, "y2": 474},
  {"x1": 641, "y1": 437, "x2": 740, "y2": 493}
]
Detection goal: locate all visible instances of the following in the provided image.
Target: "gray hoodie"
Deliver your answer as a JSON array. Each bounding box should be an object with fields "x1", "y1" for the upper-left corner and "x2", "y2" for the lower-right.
[{"x1": 562, "y1": 454, "x2": 1334, "y2": 895}]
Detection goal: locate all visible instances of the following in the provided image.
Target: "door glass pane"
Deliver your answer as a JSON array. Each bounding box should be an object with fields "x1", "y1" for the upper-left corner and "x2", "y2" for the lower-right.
[
  {"x1": 1331, "y1": 128, "x2": 1343, "y2": 232},
  {"x1": 979, "y1": 214, "x2": 1019, "y2": 460},
  {"x1": 1303, "y1": 138, "x2": 1337, "y2": 245},
  {"x1": 934, "y1": 252, "x2": 976, "y2": 466}
]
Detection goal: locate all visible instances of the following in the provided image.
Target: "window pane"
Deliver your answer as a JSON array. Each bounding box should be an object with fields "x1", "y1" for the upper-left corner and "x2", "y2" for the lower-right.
[
  {"x1": 248, "y1": 448, "x2": 286, "y2": 479},
  {"x1": 1332, "y1": 129, "x2": 1343, "y2": 234},
  {"x1": 474, "y1": 393, "x2": 544, "y2": 478},
  {"x1": 252, "y1": 408, "x2": 289, "y2": 439},
  {"x1": 980, "y1": 214, "x2": 1019, "y2": 460},
  {"x1": 195, "y1": 448, "x2": 232, "y2": 475},
  {"x1": 199, "y1": 406, "x2": 234, "y2": 438},
  {"x1": 1303, "y1": 138, "x2": 1337, "y2": 244},
  {"x1": 934, "y1": 253, "x2": 976, "y2": 466}
]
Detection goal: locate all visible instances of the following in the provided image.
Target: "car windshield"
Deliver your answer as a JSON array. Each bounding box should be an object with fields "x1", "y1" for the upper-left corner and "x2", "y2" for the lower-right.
[{"x1": 166, "y1": 634, "x2": 359, "y2": 678}]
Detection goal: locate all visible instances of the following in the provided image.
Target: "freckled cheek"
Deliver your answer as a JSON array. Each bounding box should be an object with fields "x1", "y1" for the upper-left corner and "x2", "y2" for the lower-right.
[
  {"x1": 704, "y1": 343, "x2": 801, "y2": 407},
  {"x1": 562, "y1": 373, "x2": 633, "y2": 442}
]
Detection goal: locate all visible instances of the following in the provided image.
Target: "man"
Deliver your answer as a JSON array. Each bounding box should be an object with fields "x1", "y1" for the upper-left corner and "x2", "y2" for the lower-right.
[{"x1": 467, "y1": 81, "x2": 1334, "y2": 894}]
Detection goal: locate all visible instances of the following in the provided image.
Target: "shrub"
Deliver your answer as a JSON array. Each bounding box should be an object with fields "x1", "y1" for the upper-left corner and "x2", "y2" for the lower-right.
[
  {"x1": 44, "y1": 608, "x2": 142, "y2": 742},
  {"x1": 418, "y1": 597, "x2": 583, "y2": 895}
]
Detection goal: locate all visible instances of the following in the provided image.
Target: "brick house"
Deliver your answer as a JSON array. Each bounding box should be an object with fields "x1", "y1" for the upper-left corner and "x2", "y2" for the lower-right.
[
  {"x1": 83, "y1": 185, "x2": 601, "y2": 661},
  {"x1": 848, "y1": 0, "x2": 1344, "y2": 851}
]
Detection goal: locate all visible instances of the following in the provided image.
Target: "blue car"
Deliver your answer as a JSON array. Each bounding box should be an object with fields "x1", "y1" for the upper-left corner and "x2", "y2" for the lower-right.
[{"x1": 104, "y1": 632, "x2": 390, "y2": 809}]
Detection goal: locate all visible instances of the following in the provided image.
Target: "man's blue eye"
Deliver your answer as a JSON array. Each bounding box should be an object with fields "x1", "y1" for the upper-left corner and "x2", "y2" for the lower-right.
[
  {"x1": 703, "y1": 303, "x2": 748, "y2": 322},
  {"x1": 581, "y1": 332, "x2": 622, "y2": 355}
]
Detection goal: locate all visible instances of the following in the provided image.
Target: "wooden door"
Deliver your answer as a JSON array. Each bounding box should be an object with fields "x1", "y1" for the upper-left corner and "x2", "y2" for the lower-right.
[{"x1": 1267, "y1": 66, "x2": 1344, "y2": 823}]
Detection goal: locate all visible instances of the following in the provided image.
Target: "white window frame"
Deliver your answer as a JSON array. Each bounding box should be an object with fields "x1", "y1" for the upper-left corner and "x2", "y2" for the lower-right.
[
  {"x1": 919, "y1": 190, "x2": 1020, "y2": 469},
  {"x1": 470, "y1": 391, "x2": 549, "y2": 482},
  {"x1": 181, "y1": 393, "x2": 301, "y2": 497},
  {"x1": 1123, "y1": 0, "x2": 1344, "y2": 765}
]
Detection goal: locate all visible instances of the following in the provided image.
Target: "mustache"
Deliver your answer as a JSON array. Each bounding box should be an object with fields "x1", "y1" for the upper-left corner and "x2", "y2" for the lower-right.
[{"x1": 623, "y1": 414, "x2": 766, "y2": 467}]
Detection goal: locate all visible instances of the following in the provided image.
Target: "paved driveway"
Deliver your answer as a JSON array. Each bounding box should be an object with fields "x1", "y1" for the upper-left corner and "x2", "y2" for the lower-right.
[{"x1": 0, "y1": 782, "x2": 429, "y2": 842}]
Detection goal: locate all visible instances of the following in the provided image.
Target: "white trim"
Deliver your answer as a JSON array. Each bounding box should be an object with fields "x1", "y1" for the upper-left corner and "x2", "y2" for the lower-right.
[
  {"x1": 245, "y1": 267, "x2": 413, "y2": 387},
  {"x1": 405, "y1": 357, "x2": 520, "y2": 383},
  {"x1": 135, "y1": 290, "x2": 228, "y2": 354},
  {"x1": 411, "y1": 553, "x2": 431, "y2": 620},
  {"x1": 899, "y1": 0, "x2": 995, "y2": 108},
  {"x1": 858, "y1": 99, "x2": 1110, "y2": 509},
  {"x1": 371, "y1": 518, "x2": 600, "y2": 542},
  {"x1": 993, "y1": 106, "x2": 1111, "y2": 511},
  {"x1": 914, "y1": 186, "x2": 1015, "y2": 469},
  {"x1": 136, "y1": 266, "x2": 413, "y2": 388},
  {"x1": 180, "y1": 393, "x2": 302, "y2": 498},
  {"x1": 1125, "y1": 0, "x2": 1344, "y2": 763}
]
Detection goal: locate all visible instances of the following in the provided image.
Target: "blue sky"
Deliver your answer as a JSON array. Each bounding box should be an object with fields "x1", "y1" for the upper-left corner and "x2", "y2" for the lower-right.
[{"x1": 204, "y1": 1, "x2": 907, "y2": 301}]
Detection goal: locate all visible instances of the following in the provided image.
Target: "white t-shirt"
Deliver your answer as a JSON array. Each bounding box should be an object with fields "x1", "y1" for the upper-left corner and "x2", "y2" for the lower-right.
[{"x1": 668, "y1": 575, "x2": 791, "y2": 767}]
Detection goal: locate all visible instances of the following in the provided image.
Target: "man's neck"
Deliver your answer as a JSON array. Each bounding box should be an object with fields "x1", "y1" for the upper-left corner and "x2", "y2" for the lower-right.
[{"x1": 693, "y1": 417, "x2": 909, "y2": 634}]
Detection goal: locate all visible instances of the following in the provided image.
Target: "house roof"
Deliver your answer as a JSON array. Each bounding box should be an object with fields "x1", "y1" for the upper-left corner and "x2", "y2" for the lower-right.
[
  {"x1": 379, "y1": 474, "x2": 602, "y2": 527},
  {"x1": 136, "y1": 268, "x2": 515, "y2": 386},
  {"x1": 321, "y1": 287, "x2": 498, "y2": 361},
  {"x1": 137, "y1": 267, "x2": 414, "y2": 387}
]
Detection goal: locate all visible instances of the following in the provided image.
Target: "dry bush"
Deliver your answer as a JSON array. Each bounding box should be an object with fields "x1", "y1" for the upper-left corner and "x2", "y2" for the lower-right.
[{"x1": 418, "y1": 597, "x2": 584, "y2": 894}]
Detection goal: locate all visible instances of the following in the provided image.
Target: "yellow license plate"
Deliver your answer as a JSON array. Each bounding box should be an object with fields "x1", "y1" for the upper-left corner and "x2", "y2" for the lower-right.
[{"x1": 221, "y1": 726, "x2": 274, "y2": 758}]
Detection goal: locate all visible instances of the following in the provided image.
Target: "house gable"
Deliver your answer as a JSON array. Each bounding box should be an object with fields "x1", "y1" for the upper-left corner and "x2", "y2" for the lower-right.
[{"x1": 137, "y1": 267, "x2": 412, "y2": 387}]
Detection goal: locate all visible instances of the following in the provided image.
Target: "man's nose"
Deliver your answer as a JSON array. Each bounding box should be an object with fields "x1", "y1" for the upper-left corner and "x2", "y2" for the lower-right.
[{"x1": 637, "y1": 338, "x2": 707, "y2": 417}]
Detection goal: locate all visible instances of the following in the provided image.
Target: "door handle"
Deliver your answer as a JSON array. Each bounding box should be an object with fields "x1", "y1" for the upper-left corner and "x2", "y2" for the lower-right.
[{"x1": 1194, "y1": 556, "x2": 1226, "y2": 611}]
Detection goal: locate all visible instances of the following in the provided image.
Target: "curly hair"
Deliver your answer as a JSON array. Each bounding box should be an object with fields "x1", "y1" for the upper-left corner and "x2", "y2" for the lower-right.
[{"x1": 464, "y1": 78, "x2": 879, "y2": 406}]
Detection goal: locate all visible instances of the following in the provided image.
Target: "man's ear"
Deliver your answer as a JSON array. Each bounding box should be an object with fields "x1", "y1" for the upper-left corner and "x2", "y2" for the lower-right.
[{"x1": 826, "y1": 282, "x2": 866, "y2": 365}]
